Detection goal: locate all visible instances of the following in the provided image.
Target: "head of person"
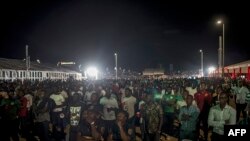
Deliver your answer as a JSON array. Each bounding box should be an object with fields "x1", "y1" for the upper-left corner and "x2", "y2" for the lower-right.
[
  {"x1": 88, "y1": 84, "x2": 94, "y2": 91},
  {"x1": 90, "y1": 92, "x2": 98, "y2": 103},
  {"x1": 219, "y1": 92, "x2": 228, "y2": 107},
  {"x1": 182, "y1": 90, "x2": 189, "y2": 99},
  {"x1": 38, "y1": 90, "x2": 45, "y2": 99},
  {"x1": 192, "y1": 82, "x2": 197, "y2": 89},
  {"x1": 8, "y1": 89, "x2": 15, "y2": 99},
  {"x1": 105, "y1": 87, "x2": 112, "y2": 99},
  {"x1": 186, "y1": 95, "x2": 193, "y2": 106},
  {"x1": 200, "y1": 82, "x2": 206, "y2": 91},
  {"x1": 125, "y1": 88, "x2": 132, "y2": 97},
  {"x1": 166, "y1": 86, "x2": 172, "y2": 94},
  {"x1": 145, "y1": 93, "x2": 154, "y2": 104},
  {"x1": 72, "y1": 93, "x2": 81, "y2": 103},
  {"x1": 116, "y1": 110, "x2": 129, "y2": 124},
  {"x1": 239, "y1": 81, "x2": 245, "y2": 87},
  {"x1": 0, "y1": 89, "x2": 8, "y2": 99},
  {"x1": 17, "y1": 89, "x2": 25, "y2": 98},
  {"x1": 216, "y1": 86, "x2": 223, "y2": 94},
  {"x1": 82, "y1": 110, "x2": 88, "y2": 121},
  {"x1": 87, "y1": 109, "x2": 98, "y2": 122}
]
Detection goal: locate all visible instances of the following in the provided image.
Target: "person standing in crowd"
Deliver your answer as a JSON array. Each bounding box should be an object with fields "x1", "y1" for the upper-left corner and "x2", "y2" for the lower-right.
[
  {"x1": 67, "y1": 93, "x2": 84, "y2": 141},
  {"x1": 107, "y1": 110, "x2": 133, "y2": 141},
  {"x1": 235, "y1": 81, "x2": 249, "y2": 122},
  {"x1": 17, "y1": 89, "x2": 32, "y2": 141},
  {"x1": 186, "y1": 81, "x2": 197, "y2": 97},
  {"x1": 176, "y1": 90, "x2": 197, "y2": 109},
  {"x1": 238, "y1": 102, "x2": 250, "y2": 125},
  {"x1": 122, "y1": 88, "x2": 137, "y2": 126},
  {"x1": 212, "y1": 86, "x2": 223, "y2": 106},
  {"x1": 161, "y1": 86, "x2": 176, "y2": 135},
  {"x1": 121, "y1": 88, "x2": 137, "y2": 140},
  {"x1": 208, "y1": 92, "x2": 236, "y2": 140},
  {"x1": 179, "y1": 95, "x2": 200, "y2": 141},
  {"x1": 194, "y1": 82, "x2": 212, "y2": 141},
  {"x1": 50, "y1": 88, "x2": 67, "y2": 141},
  {"x1": 100, "y1": 88, "x2": 119, "y2": 139},
  {"x1": 141, "y1": 93, "x2": 163, "y2": 141},
  {"x1": 87, "y1": 92, "x2": 102, "y2": 112},
  {"x1": 84, "y1": 84, "x2": 95, "y2": 106},
  {"x1": 1, "y1": 89, "x2": 20, "y2": 141},
  {"x1": 33, "y1": 89, "x2": 51, "y2": 141}
]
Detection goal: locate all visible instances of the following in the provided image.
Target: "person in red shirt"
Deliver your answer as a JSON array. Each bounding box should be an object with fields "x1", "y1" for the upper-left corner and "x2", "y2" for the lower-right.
[
  {"x1": 194, "y1": 82, "x2": 212, "y2": 141},
  {"x1": 17, "y1": 89, "x2": 30, "y2": 140}
]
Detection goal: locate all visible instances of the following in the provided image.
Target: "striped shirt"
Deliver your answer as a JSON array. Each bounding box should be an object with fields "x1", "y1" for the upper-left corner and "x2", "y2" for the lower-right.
[{"x1": 208, "y1": 104, "x2": 236, "y2": 135}]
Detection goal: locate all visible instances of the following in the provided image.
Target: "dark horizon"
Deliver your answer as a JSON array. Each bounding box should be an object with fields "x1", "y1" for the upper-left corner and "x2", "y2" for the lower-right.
[{"x1": 1, "y1": 0, "x2": 250, "y2": 72}]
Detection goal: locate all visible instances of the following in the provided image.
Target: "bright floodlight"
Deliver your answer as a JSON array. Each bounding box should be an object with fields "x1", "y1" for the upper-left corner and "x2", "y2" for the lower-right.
[
  {"x1": 208, "y1": 66, "x2": 216, "y2": 74},
  {"x1": 199, "y1": 49, "x2": 202, "y2": 53},
  {"x1": 217, "y1": 20, "x2": 222, "y2": 24},
  {"x1": 86, "y1": 67, "x2": 98, "y2": 79}
]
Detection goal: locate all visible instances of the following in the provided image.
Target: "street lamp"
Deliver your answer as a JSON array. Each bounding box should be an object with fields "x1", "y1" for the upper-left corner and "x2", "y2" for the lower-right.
[
  {"x1": 114, "y1": 53, "x2": 118, "y2": 80},
  {"x1": 200, "y1": 49, "x2": 204, "y2": 77},
  {"x1": 217, "y1": 20, "x2": 225, "y2": 77}
]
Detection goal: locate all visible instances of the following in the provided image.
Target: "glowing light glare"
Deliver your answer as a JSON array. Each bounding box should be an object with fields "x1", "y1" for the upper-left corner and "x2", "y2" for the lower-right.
[
  {"x1": 208, "y1": 66, "x2": 216, "y2": 74},
  {"x1": 217, "y1": 20, "x2": 222, "y2": 24},
  {"x1": 199, "y1": 49, "x2": 202, "y2": 53},
  {"x1": 85, "y1": 67, "x2": 98, "y2": 79}
]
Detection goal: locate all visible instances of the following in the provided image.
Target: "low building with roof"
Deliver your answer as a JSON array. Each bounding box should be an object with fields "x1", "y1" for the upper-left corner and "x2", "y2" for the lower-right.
[
  {"x1": 210, "y1": 60, "x2": 250, "y2": 80},
  {"x1": 0, "y1": 58, "x2": 82, "y2": 81}
]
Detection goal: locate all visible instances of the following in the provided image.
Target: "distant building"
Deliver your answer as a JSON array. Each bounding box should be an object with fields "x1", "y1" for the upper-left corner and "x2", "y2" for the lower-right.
[
  {"x1": 210, "y1": 60, "x2": 250, "y2": 80},
  {"x1": 0, "y1": 58, "x2": 82, "y2": 81},
  {"x1": 142, "y1": 68, "x2": 166, "y2": 79}
]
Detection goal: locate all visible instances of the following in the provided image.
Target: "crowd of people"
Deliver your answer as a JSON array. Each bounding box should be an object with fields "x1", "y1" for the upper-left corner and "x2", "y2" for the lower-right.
[{"x1": 0, "y1": 77, "x2": 250, "y2": 141}]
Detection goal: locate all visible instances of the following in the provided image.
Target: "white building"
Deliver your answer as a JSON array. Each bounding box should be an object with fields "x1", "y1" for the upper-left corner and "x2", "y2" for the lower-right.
[{"x1": 0, "y1": 58, "x2": 82, "y2": 81}]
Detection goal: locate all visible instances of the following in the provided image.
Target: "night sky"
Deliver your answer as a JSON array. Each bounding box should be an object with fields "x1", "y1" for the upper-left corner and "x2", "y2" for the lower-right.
[{"x1": 0, "y1": 0, "x2": 249, "y2": 72}]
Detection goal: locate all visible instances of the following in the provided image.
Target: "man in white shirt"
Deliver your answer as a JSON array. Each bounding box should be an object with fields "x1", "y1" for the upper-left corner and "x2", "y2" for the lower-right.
[
  {"x1": 100, "y1": 88, "x2": 118, "y2": 120},
  {"x1": 208, "y1": 92, "x2": 236, "y2": 140},
  {"x1": 84, "y1": 84, "x2": 95, "y2": 105},
  {"x1": 235, "y1": 81, "x2": 249, "y2": 122},
  {"x1": 186, "y1": 82, "x2": 197, "y2": 97},
  {"x1": 122, "y1": 88, "x2": 137, "y2": 124},
  {"x1": 50, "y1": 92, "x2": 65, "y2": 107},
  {"x1": 99, "y1": 88, "x2": 119, "y2": 139}
]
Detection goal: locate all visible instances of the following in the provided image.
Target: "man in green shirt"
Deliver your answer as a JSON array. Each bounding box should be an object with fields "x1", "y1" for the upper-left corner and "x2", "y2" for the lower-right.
[{"x1": 161, "y1": 87, "x2": 176, "y2": 135}]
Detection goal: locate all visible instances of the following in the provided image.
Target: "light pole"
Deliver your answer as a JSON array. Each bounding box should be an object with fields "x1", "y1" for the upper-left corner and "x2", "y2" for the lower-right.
[
  {"x1": 217, "y1": 20, "x2": 225, "y2": 77},
  {"x1": 114, "y1": 53, "x2": 118, "y2": 80},
  {"x1": 200, "y1": 49, "x2": 204, "y2": 77}
]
